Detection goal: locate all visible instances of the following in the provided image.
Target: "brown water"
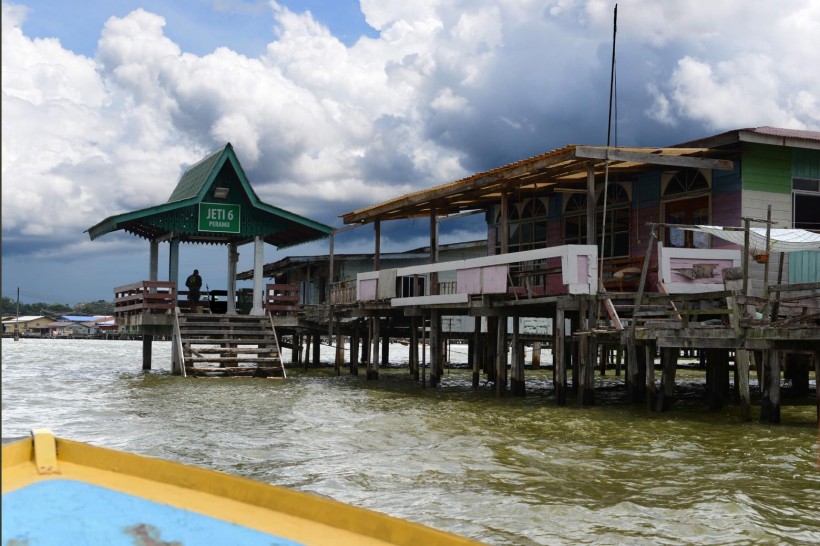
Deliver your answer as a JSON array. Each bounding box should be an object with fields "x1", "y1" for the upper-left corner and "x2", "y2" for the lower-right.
[{"x1": 3, "y1": 338, "x2": 819, "y2": 545}]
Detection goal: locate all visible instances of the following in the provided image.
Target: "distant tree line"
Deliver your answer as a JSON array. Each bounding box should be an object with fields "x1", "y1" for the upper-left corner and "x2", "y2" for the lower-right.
[{"x1": 1, "y1": 297, "x2": 114, "y2": 317}]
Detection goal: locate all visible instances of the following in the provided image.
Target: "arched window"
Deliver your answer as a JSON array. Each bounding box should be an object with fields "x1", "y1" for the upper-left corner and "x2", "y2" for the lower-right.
[
  {"x1": 662, "y1": 169, "x2": 710, "y2": 248},
  {"x1": 494, "y1": 198, "x2": 549, "y2": 254},
  {"x1": 563, "y1": 183, "x2": 631, "y2": 258}
]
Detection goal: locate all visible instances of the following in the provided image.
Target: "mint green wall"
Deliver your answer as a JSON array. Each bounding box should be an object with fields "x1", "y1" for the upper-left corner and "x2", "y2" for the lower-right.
[{"x1": 741, "y1": 143, "x2": 791, "y2": 193}]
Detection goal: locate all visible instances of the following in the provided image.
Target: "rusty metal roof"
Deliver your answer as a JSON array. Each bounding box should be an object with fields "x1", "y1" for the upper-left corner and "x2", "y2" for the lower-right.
[
  {"x1": 340, "y1": 144, "x2": 732, "y2": 225},
  {"x1": 675, "y1": 126, "x2": 820, "y2": 149}
]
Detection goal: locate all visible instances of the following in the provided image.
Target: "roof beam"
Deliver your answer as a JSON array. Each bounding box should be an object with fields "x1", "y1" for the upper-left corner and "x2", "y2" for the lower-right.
[
  {"x1": 574, "y1": 146, "x2": 734, "y2": 171},
  {"x1": 341, "y1": 147, "x2": 578, "y2": 224}
]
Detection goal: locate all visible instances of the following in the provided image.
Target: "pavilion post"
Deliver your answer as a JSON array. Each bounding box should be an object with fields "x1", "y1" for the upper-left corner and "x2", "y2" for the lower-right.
[
  {"x1": 169, "y1": 236, "x2": 180, "y2": 300},
  {"x1": 227, "y1": 243, "x2": 238, "y2": 314},
  {"x1": 149, "y1": 240, "x2": 159, "y2": 283},
  {"x1": 251, "y1": 236, "x2": 265, "y2": 316}
]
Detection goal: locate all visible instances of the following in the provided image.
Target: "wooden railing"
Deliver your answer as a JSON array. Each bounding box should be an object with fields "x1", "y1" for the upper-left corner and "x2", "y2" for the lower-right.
[
  {"x1": 356, "y1": 245, "x2": 599, "y2": 306},
  {"x1": 330, "y1": 280, "x2": 356, "y2": 305},
  {"x1": 265, "y1": 284, "x2": 300, "y2": 315},
  {"x1": 114, "y1": 281, "x2": 176, "y2": 318}
]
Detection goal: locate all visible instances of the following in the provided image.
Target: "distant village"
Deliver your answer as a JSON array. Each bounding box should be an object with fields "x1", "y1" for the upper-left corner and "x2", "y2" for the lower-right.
[{"x1": 1, "y1": 314, "x2": 126, "y2": 339}]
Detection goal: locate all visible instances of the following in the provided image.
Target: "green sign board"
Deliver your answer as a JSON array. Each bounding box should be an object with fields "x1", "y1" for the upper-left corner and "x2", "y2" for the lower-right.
[{"x1": 199, "y1": 203, "x2": 240, "y2": 233}]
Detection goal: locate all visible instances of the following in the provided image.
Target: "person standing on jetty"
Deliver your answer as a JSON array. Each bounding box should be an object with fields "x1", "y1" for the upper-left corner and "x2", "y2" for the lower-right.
[{"x1": 185, "y1": 269, "x2": 203, "y2": 313}]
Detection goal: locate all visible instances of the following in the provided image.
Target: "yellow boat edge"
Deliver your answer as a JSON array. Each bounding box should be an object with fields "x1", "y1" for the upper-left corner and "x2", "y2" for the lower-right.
[{"x1": 3, "y1": 430, "x2": 483, "y2": 546}]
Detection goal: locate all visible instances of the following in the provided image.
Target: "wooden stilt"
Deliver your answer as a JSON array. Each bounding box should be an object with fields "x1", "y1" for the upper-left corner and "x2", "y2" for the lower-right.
[
  {"x1": 615, "y1": 347, "x2": 622, "y2": 377},
  {"x1": 290, "y1": 333, "x2": 302, "y2": 365},
  {"x1": 554, "y1": 307, "x2": 566, "y2": 405},
  {"x1": 381, "y1": 325, "x2": 390, "y2": 368},
  {"x1": 143, "y1": 334, "x2": 153, "y2": 371},
  {"x1": 410, "y1": 317, "x2": 419, "y2": 381},
  {"x1": 472, "y1": 318, "x2": 481, "y2": 388},
  {"x1": 532, "y1": 341, "x2": 542, "y2": 368},
  {"x1": 485, "y1": 317, "x2": 497, "y2": 383},
  {"x1": 626, "y1": 336, "x2": 639, "y2": 402},
  {"x1": 736, "y1": 349, "x2": 752, "y2": 422},
  {"x1": 495, "y1": 314, "x2": 507, "y2": 396},
  {"x1": 570, "y1": 313, "x2": 579, "y2": 394},
  {"x1": 421, "y1": 314, "x2": 427, "y2": 388},
  {"x1": 312, "y1": 335, "x2": 321, "y2": 367},
  {"x1": 578, "y1": 332, "x2": 591, "y2": 406},
  {"x1": 511, "y1": 316, "x2": 525, "y2": 397},
  {"x1": 644, "y1": 343, "x2": 656, "y2": 410},
  {"x1": 761, "y1": 349, "x2": 781, "y2": 424},
  {"x1": 335, "y1": 327, "x2": 343, "y2": 376},
  {"x1": 369, "y1": 317, "x2": 380, "y2": 380},
  {"x1": 656, "y1": 347, "x2": 678, "y2": 411},
  {"x1": 350, "y1": 332, "x2": 360, "y2": 376},
  {"x1": 707, "y1": 349, "x2": 729, "y2": 410},
  {"x1": 429, "y1": 310, "x2": 440, "y2": 387},
  {"x1": 303, "y1": 335, "x2": 310, "y2": 369}
]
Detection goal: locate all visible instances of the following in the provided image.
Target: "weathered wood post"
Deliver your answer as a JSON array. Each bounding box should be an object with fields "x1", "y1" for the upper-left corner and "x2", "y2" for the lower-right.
[
  {"x1": 381, "y1": 318, "x2": 390, "y2": 368},
  {"x1": 472, "y1": 317, "x2": 481, "y2": 388},
  {"x1": 410, "y1": 316, "x2": 419, "y2": 381},
  {"x1": 369, "y1": 317, "x2": 380, "y2": 380},
  {"x1": 656, "y1": 347, "x2": 678, "y2": 411},
  {"x1": 335, "y1": 326, "x2": 343, "y2": 376},
  {"x1": 707, "y1": 349, "x2": 730, "y2": 410},
  {"x1": 578, "y1": 331, "x2": 590, "y2": 406},
  {"x1": 736, "y1": 349, "x2": 752, "y2": 422},
  {"x1": 532, "y1": 341, "x2": 542, "y2": 368},
  {"x1": 485, "y1": 317, "x2": 497, "y2": 383},
  {"x1": 511, "y1": 316, "x2": 525, "y2": 397},
  {"x1": 760, "y1": 349, "x2": 781, "y2": 424},
  {"x1": 143, "y1": 334, "x2": 153, "y2": 370},
  {"x1": 644, "y1": 342, "x2": 656, "y2": 410},
  {"x1": 429, "y1": 310, "x2": 440, "y2": 387},
  {"x1": 554, "y1": 306, "x2": 567, "y2": 405},
  {"x1": 312, "y1": 334, "x2": 321, "y2": 367},
  {"x1": 495, "y1": 314, "x2": 508, "y2": 396},
  {"x1": 350, "y1": 330, "x2": 360, "y2": 376}
]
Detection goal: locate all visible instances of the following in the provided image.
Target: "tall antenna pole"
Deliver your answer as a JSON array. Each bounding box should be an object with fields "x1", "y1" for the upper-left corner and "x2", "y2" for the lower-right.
[
  {"x1": 607, "y1": 4, "x2": 617, "y2": 147},
  {"x1": 599, "y1": 3, "x2": 618, "y2": 299}
]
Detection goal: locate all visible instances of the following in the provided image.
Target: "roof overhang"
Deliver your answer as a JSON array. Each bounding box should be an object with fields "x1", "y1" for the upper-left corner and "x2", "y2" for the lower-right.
[{"x1": 340, "y1": 145, "x2": 733, "y2": 225}]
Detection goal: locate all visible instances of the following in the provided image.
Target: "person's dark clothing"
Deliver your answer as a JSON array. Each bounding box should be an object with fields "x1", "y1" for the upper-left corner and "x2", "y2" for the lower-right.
[{"x1": 185, "y1": 272, "x2": 202, "y2": 303}]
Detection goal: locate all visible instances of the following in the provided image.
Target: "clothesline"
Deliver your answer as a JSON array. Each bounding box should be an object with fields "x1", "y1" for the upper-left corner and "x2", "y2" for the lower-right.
[{"x1": 681, "y1": 225, "x2": 820, "y2": 253}]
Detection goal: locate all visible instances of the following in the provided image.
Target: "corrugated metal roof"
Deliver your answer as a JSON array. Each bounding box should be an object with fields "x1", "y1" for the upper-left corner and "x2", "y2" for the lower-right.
[
  {"x1": 167, "y1": 145, "x2": 228, "y2": 203},
  {"x1": 340, "y1": 144, "x2": 732, "y2": 225},
  {"x1": 675, "y1": 126, "x2": 820, "y2": 149},
  {"x1": 86, "y1": 144, "x2": 332, "y2": 248}
]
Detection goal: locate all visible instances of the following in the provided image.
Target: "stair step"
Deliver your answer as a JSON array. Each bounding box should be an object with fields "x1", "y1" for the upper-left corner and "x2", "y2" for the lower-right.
[
  {"x1": 185, "y1": 366, "x2": 285, "y2": 377},
  {"x1": 192, "y1": 348, "x2": 277, "y2": 354},
  {"x1": 187, "y1": 357, "x2": 281, "y2": 363}
]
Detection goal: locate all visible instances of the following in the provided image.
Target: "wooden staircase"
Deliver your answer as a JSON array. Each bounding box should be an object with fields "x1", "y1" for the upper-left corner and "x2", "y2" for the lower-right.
[{"x1": 177, "y1": 313, "x2": 286, "y2": 378}]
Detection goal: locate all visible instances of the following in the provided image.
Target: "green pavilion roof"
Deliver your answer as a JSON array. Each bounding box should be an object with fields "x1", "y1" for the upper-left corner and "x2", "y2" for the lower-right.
[{"x1": 86, "y1": 143, "x2": 332, "y2": 248}]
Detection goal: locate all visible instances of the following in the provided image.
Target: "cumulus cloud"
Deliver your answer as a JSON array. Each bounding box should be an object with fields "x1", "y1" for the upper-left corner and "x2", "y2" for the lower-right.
[{"x1": 2, "y1": 0, "x2": 819, "y2": 302}]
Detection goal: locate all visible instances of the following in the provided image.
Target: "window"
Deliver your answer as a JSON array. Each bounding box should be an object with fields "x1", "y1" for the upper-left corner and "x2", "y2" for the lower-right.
[
  {"x1": 562, "y1": 183, "x2": 631, "y2": 258},
  {"x1": 662, "y1": 169, "x2": 710, "y2": 248},
  {"x1": 494, "y1": 198, "x2": 549, "y2": 254},
  {"x1": 793, "y1": 178, "x2": 820, "y2": 232}
]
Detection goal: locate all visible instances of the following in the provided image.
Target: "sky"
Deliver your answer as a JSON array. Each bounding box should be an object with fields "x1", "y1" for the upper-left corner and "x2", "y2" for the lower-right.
[{"x1": 2, "y1": 0, "x2": 819, "y2": 305}]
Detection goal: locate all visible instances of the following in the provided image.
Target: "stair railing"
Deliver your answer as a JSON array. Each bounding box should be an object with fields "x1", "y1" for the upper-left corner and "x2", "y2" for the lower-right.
[
  {"x1": 172, "y1": 307, "x2": 187, "y2": 377},
  {"x1": 268, "y1": 312, "x2": 287, "y2": 378}
]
